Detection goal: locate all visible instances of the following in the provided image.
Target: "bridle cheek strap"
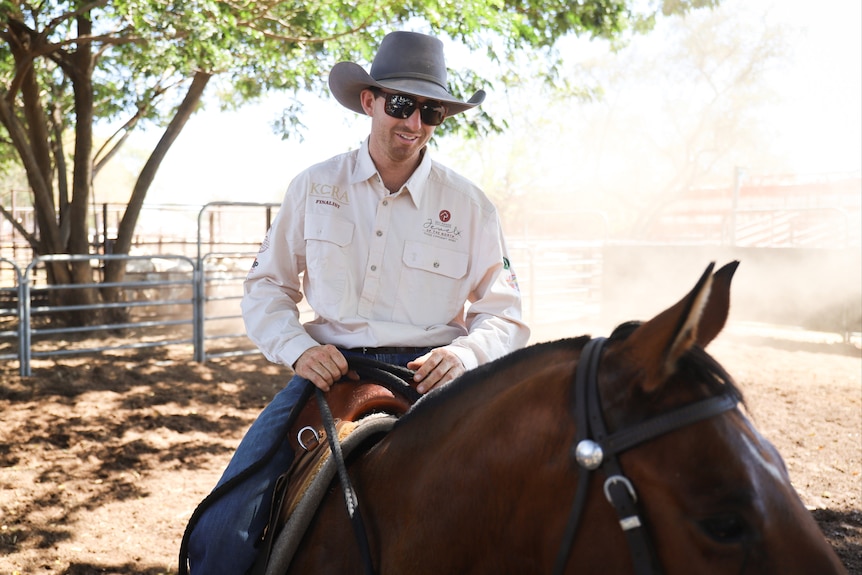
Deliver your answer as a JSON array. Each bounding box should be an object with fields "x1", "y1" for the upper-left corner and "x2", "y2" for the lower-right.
[{"x1": 553, "y1": 338, "x2": 738, "y2": 575}]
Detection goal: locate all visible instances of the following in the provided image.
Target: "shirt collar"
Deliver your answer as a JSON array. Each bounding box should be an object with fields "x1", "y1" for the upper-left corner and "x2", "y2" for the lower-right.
[
  {"x1": 352, "y1": 138, "x2": 432, "y2": 209},
  {"x1": 353, "y1": 138, "x2": 378, "y2": 184}
]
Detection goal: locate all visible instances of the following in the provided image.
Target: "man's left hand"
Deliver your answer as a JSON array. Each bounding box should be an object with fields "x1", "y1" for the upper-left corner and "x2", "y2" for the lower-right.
[{"x1": 408, "y1": 348, "x2": 465, "y2": 394}]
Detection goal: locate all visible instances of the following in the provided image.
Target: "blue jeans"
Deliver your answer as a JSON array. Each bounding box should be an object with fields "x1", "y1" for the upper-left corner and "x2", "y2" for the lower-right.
[{"x1": 187, "y1": 350, "x2": 426, "y2": 574}]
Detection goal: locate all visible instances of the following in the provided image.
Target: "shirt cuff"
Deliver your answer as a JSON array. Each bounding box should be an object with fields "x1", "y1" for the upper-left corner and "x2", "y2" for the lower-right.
[
  {"x1": 444, "y1": 345, "x2": 479, "y2": 371},
  {"x1": 277, "y1": 333, "x2": 323, "y2": 368}
]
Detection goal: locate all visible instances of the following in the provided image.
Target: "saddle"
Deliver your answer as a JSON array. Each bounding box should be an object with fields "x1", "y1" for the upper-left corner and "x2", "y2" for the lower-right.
[
  {"x1": 251, "y1": 359, "x2": 420, "y2": 575},
  {"x1": 287, "y1": 379, "x2": 415, "y2": 454},
  {"x1": 279, "y1": 379, "x2": 415, "y2": 518}
]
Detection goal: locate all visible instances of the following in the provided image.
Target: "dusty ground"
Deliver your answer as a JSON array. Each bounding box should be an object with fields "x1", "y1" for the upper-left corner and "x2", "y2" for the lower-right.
[{"x1": 0, "y1": 324, "x2": 860, "y2": 575}]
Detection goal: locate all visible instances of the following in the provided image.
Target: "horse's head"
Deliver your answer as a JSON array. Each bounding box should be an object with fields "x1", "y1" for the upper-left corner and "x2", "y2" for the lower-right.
[{"x1": 591, "y1": 261, "x2": 846, "y2": 574}]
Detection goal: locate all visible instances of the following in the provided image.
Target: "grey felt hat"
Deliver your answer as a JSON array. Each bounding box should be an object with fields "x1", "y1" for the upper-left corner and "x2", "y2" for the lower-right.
[{"x1": 328, "y1": 31, "x2": 485, "y2": 117}]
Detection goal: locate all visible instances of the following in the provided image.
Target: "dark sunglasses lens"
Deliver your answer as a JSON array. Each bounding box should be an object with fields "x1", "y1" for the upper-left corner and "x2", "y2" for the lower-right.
[
  {"x1": 385, "y1": 94, "x2": 416, "y2": 119},
  {"x1": 419, "y1": 104, "x2": 446, "y2": 126},
  {"x1": 384, "y1": 93, "x2": 446, "y2": 126}
]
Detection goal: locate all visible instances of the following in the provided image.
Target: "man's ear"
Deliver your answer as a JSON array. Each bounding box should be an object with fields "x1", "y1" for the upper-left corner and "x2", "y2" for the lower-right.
[{"x1": 359, "y1": 88, "x2": 376, "y2": 115}]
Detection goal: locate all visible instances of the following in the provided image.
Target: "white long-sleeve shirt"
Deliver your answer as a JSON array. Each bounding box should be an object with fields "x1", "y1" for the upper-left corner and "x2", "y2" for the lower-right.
[{"x1": 241, "y1": 139, "x2": 530, "y2": 370}]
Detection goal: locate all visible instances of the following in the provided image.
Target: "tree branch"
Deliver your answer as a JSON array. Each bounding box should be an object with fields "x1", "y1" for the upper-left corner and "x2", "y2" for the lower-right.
[
  {"x1": 0, "y1": 203, "x2": 38, "y2": 249},
  {"x1": 111, "y1": 70, "x2": 212, "y2": 261}
]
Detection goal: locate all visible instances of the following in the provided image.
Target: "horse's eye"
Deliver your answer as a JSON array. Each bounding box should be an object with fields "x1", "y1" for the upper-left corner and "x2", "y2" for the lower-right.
[{"x1": 698, "y1": 514, "x2": 751, "y2": 544}]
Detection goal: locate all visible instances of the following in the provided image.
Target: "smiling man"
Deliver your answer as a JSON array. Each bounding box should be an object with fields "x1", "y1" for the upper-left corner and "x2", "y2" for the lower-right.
[{"x1": 185, "y1": 30, "x2": 529, "y2": 573}]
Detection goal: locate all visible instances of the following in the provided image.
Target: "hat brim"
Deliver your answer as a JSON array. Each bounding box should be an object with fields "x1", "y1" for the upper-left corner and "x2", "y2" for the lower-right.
[{"x1": 329, "y1": 61, "x2": 485, "y2": 117}]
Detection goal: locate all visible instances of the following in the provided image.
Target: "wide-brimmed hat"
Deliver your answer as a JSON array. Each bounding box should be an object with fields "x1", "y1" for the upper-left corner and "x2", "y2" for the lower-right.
[{"x1": 328, "y1": 31, "x2": 485, "y2": 117}]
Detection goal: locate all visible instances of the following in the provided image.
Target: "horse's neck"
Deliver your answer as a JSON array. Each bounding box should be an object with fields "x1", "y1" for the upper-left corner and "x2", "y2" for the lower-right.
[
  {"x1": 343, "y1": 350, "x2": 586, "y2": 569},
  {"x1": 360, "y1": 348, "x2": 579, "y2": 490}
]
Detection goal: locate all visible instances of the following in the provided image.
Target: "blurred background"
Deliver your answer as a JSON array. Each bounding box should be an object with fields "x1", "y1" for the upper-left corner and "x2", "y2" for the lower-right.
[{"x1": 2, "y1": 0, "x2": 860, "y2": 354}]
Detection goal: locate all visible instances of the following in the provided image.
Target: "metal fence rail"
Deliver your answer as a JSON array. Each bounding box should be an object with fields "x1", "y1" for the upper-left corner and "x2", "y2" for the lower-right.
[
  {"x1": 2, "y1": 243, "x2": 606, "y2": 376},
  {"x1": 196, "y1": 251, "x2": 260, "y2": 362},
  {"x1": 0, "y1": 203, "x2": 292, "y2": 375},
  {"x1": 19, "y1": 254, "x2": 198, "y2": 376},
  {"x1": 509, "y1": 240, "x2": 604, "y2": 329},
  {"x1": 5, "y1": 202, "x2": 855, "y2": 377},
  {"x1": 0, "y1": 257, "x2": 23, "y2": 368},
  {"x1": 194, "y1": 203, "x2": 280, "y2": 362}
]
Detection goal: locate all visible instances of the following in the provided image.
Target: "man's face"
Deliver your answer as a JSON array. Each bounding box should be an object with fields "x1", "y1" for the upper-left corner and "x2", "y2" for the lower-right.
[{"x1": 361, "y1": 89, "x2": 445, "y2": 165}]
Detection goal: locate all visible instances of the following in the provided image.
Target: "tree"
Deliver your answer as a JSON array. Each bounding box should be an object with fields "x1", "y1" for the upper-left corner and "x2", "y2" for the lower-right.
[
  {"x1": 450, "y1": 2, "x2": 790, "y2": 240},
  {"x1": 0, "y1": 0, "x2": 720, "y2": 317}
]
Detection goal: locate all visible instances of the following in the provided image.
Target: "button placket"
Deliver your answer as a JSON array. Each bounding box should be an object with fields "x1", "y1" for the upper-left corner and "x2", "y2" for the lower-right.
[{"x1": 358, "y1": 196, "x2": 392, "y2": 315}]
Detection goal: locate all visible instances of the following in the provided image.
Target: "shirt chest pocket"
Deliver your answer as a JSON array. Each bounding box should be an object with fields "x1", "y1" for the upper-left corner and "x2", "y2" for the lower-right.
[
  {"x1": 305, "y1": 214, "x2": 355, "y2": 247},
  {"x1": 397, "y1": 241, "x2": 469, "y2": 325},
  {"x1": 304, "y1": 214, "x2": 355, "y2": 307},
  {"x1": 402, "y1": 241, "x2": 468, "y2": 279}
]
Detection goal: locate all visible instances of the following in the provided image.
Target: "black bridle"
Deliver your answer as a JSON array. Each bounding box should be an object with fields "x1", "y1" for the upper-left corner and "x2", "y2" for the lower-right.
[{"x1": 552, "y1": 338, "x2": 739, "y2": 575}]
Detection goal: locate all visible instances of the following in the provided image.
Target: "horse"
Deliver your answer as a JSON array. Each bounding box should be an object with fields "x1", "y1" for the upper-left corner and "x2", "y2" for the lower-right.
[{"x1": 272, "y1": 261, "x2": 847, "y2": 574}]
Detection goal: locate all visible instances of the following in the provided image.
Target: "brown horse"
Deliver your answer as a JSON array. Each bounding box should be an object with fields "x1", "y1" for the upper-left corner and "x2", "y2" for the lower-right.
[{"x1": 276, "y1": 261, "x2": 847, "y2": 574}]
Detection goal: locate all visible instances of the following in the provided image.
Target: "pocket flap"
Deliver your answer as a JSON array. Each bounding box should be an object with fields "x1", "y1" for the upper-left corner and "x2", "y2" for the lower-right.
[
  {"x1": 305, "y1": 214, "x2": 354, "y2": 246},
  {"x1": 402, "y1": 241, "x2": 468, "y2": 279}
]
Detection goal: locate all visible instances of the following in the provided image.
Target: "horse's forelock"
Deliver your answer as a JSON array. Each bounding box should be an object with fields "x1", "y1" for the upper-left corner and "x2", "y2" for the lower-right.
[
  {"x1": 679, "y1": 346, "x2": 745, "y2": 406},
  {"x1": 609, "y1": 319, "x2": 745, "y2": 407}
]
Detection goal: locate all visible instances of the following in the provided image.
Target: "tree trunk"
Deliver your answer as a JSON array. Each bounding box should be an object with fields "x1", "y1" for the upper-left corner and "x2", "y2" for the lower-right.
[
  {"x1": 0, "y1": 21, "x2": 64, "y2": 257},
  {"x1": 68, "y1": 14, "x2": 96, "y2": 258},
  {"x1": 52, "y1": 97, "x2": 72, "y2": 248},
  {"x1": 103, "y1": 70, "x2": 212, "y2": 288}
]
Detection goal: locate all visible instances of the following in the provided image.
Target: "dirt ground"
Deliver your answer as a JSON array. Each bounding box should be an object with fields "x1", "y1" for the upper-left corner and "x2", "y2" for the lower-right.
[{"x1": 0, "y1": 324, "x2": 860, "y2": 575}]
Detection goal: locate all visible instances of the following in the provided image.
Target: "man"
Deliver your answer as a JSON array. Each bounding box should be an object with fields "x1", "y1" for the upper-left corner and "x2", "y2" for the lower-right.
[{"x1": 186, "y1": 30, "x2": 529, "y2": 573}]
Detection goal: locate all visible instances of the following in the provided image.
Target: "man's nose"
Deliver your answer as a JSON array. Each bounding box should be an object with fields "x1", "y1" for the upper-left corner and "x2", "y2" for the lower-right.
[{"x1": 404, "y1": 107, "x2": 423, "y2": 129}]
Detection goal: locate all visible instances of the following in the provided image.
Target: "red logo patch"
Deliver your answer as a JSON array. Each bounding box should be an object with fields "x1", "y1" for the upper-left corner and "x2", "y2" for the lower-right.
[{"x1": 439, "y1": 210, "x2": 451, "y2": 222}]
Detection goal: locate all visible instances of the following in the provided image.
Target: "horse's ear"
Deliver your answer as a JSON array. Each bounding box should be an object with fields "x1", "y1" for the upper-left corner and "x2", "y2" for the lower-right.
[
  {"x1": 617, "y1": 261, "x2": 739, "y2": 393},
  {"x1": 694, "y1": 260, "x2": 739, "y2": 347}
]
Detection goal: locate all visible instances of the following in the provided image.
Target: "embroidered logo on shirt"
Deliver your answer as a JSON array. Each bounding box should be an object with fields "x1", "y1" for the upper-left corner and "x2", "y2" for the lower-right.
[
  {"x1": 248, "y1": 231, "x2": 270, "y2": 277},
  {"x1": 310, "y1": 182, "x2": 349, "y2": 208},
  {"x1": 423, "y1": 217, "x2": 462, "y2": 243},
  {"x1": 503, "y1": 257, "x2": 521, "y2": 291},
  {"x1": 439, "y1": 210, "x2": 451, "y2": 222},
  {"x1": 258, "y1": 232, "x2": 271, "y2": 254}
]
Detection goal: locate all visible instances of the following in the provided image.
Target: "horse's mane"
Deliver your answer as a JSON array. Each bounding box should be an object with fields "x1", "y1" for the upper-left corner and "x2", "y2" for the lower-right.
[
  {"x1": 398, "y1": 336, "x2": 591, "y2": 425},
  {"x1": 399, "y1": 324, "x2": 744, "y2": 427}
]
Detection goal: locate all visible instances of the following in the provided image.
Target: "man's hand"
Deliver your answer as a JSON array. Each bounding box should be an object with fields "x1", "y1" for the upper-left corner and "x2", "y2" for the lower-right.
[
  {"x1": 293, "y1": 344, "x2": 356, "y2": 391},
  {"x1": 408, "y1": 348, "x2": 465, "y2": 394}
]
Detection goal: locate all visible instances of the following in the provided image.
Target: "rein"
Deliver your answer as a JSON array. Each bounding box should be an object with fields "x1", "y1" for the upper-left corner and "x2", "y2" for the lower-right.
[
  {"x1": 314, "y1": 357, "x2": 419, "y2": 575},
  {"x1": 315, "y1": 386, "x2": 375, "y2": 575},
  {"x1": 552, "y1": 338, "x2": 738, "y2": 575}
]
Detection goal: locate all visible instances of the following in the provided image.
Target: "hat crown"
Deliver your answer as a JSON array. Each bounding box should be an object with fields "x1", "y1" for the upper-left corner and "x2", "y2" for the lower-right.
[
  {"x1": 327, "y1": 31, "x2": 484, "y2": 116},
  {"x1": 369, "y1": 32, "x2": 448, "y2": 91}
]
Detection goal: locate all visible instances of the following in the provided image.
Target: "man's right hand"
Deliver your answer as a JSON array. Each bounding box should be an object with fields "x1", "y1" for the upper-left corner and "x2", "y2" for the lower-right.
[{"x1": 293, "y1": 344, "x2": 353, "y2": 392}]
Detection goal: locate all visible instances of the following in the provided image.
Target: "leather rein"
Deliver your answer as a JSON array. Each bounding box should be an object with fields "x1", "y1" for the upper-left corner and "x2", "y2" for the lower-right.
[
  {"x1": 552, "y1": 338, "x2": 739, "y2": 575},
  {"x1": 316, "y1": 356, "x2": 420, "y2": 575}
]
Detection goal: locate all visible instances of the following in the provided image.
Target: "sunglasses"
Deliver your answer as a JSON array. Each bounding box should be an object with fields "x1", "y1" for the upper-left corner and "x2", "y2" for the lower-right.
[{"x1": 375, "y1": 90, "x2": 447, "y2": 126}]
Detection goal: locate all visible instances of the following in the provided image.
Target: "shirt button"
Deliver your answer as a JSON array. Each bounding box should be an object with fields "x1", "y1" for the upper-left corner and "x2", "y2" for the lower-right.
[
  {"x1": 382, "y1": 200, "x2": 388, "y2": 206},
  {"x1": 433, "y1": 261, "x2": 440, "y2": 268},
  {"x1": 376, "y1": 230, "x2": 383, "y2": 237},
  {"x1": 370, "y1": 265, "x2": 377, "y2": 271}
]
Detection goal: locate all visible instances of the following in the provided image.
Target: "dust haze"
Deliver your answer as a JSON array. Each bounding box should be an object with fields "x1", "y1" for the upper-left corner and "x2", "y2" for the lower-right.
[{"x1": 438, "y1": 0, "x2": 861, "y2": 346}]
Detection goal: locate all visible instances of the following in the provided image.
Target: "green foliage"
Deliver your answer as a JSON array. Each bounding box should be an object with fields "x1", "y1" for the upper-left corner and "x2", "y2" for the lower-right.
[
  {"x1": 2, "y1": 0, "x2": 710, "y2": 145},
  {"x1": 0, "y1": 0, "x2": 721, "y2": 259}
]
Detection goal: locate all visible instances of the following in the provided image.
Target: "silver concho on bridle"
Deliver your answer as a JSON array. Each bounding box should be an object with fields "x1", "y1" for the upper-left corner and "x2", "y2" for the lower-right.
[{"x1": 575, "y1": 439, "x2": 603, "y2": 470}]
